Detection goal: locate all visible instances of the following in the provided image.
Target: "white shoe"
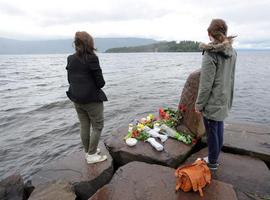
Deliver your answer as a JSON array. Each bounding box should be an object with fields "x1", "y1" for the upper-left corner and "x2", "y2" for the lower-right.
[
  {"x1": 86, "y1": 153, "x2": 107, "y2": 164},
  {"x1": 202, "y1": 156, "x2": 220, "y2": 166},
  {"x1": 85, "y1": 148, "x2": 101, "y2": 159},
  {"x1": 203, "y1": 156, "x2": 209, "y2": 163}
]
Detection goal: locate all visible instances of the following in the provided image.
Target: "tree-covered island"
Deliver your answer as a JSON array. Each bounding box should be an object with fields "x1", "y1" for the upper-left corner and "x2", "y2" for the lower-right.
[{"x1": 105, "y1": 41, "x2": 201, "y2": 53}]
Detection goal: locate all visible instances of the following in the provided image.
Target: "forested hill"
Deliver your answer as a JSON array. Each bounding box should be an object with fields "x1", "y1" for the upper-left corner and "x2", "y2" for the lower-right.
[
  {"x1": 0, "y1": 37, "x2": 156, "y2": 54},
  {"x1": 105, "y1": 41, "x2": 201, "y2": 53}
]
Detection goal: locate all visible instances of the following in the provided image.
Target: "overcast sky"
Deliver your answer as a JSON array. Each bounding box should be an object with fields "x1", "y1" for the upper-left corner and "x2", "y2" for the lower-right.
[{"x1": 0, "y1": 0, "x2": 269, "y2": 48}]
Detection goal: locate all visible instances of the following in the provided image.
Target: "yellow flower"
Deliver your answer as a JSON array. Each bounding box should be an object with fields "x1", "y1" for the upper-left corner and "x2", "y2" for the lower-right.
[
  {"x1": 137, "y1": 123, "x2": 145, "y2": 131},
  {"x1": 147, "y1": 114, "x2": 154, "y2": 120}
]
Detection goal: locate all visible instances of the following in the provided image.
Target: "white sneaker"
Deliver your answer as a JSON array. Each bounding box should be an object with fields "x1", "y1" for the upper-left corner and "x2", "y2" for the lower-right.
[
  {"x1": 202, "y1": 156, "x2": 220, "y2": 167},
  {"x1": 85, "y1": 148, "x2": 101, "y2": 159},
  {"x1": 86, "y1": 153, "x2": 107, "y2": 164},
  {"x1": 203, "y1": 156, "x2": 209, "y2": 163}
]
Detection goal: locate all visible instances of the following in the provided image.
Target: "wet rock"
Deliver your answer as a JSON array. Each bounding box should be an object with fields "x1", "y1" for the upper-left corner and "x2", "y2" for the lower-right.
[
  {"x1": 90, "y1": 161, "x2": 237, "y2": 200},
  {"x1": 104, "y1": 127, "x2": 196, "y2": 168},
  {"x1": 0, "y1": 173, "x2": 24, "y2": 200},
  {"x1": 31, "y1": 142, "x2": 113, "y2": 200},
  {"x1": 28, "y1": 181, "x2": 76, "y2": 200},
  {"x1": 177, "y1": 70, "x2": 205, "y2": 138},
  {"x1": 185, "y1": 148, "x2": 270, "y2": 200},
  {"x1": 203, "y1": 122, "x2": 270, "y2": 162},
  {"x1": 23, "y1": 180, "x2": 35, "y2": 200}
]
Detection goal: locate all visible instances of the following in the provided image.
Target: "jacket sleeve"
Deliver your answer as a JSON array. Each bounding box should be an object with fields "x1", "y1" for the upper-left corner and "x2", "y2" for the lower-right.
[
  {"x1": 66, "y1": 56, "x2": 70, "y2": 83},
  {"x1": 195, "y1": 53, "x2": 217, "y2": 111},
  {"x1": 89, "y1": 56, "x2": 106, "y2": 88}
]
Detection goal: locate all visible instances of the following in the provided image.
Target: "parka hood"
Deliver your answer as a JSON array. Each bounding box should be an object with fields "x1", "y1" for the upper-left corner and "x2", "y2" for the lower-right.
[{"x1": 199, "y1": 37, "x2": 235, "y2": 58}]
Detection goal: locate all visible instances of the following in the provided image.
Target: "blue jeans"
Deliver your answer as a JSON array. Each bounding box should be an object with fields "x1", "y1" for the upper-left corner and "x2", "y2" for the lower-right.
[{"x1": 203, "y1": 117, "x2": 224, "y2": 164}]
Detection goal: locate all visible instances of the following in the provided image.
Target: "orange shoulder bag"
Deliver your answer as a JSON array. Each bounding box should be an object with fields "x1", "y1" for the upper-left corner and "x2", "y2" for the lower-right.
[{"x1": 175, "y1": 159, "x2": 211, "y2": 197}]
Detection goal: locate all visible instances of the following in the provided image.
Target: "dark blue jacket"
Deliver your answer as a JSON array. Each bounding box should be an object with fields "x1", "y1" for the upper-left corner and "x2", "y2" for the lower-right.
[{"x1": 66, "y1": 54, "x2": 107, "y2": 103}]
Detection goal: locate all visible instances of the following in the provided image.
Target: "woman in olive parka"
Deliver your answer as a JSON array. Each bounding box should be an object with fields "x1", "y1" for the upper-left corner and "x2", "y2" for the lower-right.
[{"x1": 195, "y1": 19, "x2": 237, "y2": 170}]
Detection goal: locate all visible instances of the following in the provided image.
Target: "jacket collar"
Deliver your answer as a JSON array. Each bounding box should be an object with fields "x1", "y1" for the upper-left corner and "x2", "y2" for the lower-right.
[{"x1": 199, "y1": 37, "x2": 234, "y2": 58}]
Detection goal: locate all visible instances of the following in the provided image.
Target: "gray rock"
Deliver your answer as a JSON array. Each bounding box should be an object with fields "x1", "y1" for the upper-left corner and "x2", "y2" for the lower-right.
[
  {"x1": 104, "y1": 126, "x2": 196, "y2": 168},
  {"x1": 203, "y1": 122, "x2": 270, "y2": 162},
  {"x1": 0, "y1": 173, "x2": 24, "y2": 200},
  {"x1": 31, "y1": 142, "x2": 113, "y2": 200},
  {"x1": 177, "y1": 70, "x2": 205, "y2": 138},
  {"x1": 90, "y1": 161, "x2": 238, "y2": 200},
  {"x1": 185, "y1": 148, "x2": 270, "y2": 200},
  {"x1": 28, "y1": 181, "x2": 76, "y2": 200}
]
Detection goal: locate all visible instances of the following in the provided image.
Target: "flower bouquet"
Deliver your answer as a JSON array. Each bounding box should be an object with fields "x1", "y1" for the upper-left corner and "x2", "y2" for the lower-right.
[
  {"x1": 159, "y1": 108, "x2": 182, "y2": 129},
  {"x1": 124, "y1": 115, "x2": 164, "y2": 151},
  {"x1": 124, "y1": 109, "x2": 194, "y2": 149}
]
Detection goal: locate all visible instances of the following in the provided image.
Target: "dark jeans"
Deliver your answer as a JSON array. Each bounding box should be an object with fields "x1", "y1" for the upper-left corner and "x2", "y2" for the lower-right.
[{"x1": 203, "y1": 117, "x2": 224, "y2": 164}]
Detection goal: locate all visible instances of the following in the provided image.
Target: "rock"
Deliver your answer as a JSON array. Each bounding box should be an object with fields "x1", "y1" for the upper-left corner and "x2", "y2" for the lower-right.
[
  {"x1": 224, "y1": 122, "x2": 270, "y2": 162},
  {"x1": 31, "y1": 142, "x2": 113, "y2": 200},
  {"x1": 177, "y1": 70, "x2": 205, "y2": 138},
  {"x1": 202, "y1": 122, "x2": 270, "y2": 162},
  {"x1": 185, "y1": 148, "x2": 270, "y2": 200},
  {"x1": 0, "y1": 173, "x2": 24, "y2": 200},
  {"x1": 90, "y1": 161, "x2": 237, "y2": 200},
  {"x1": 23, "y1": 180, "x2": 35, "y2": 200},
  {"x1": 28, "y1": 181, "x2": 76, "y2": 200},
  {"x1": 104, "y1": 126, "x2": 196, "y2": 168}
]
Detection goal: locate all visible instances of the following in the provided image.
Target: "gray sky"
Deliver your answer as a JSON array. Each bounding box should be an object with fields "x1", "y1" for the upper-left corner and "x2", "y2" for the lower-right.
[{"x1": 0, "y1": 0, "x2": 270, "y2": 48}]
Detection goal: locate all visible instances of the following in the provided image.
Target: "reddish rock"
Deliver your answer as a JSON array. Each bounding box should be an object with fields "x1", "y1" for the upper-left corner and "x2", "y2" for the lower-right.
[
  {"x1": 0, "y1": 173, "x2": 24, "y2": 200},
  {"x1": 185, "y1": 148, "x2": 270, "y2": 200},
  {"x1": 90, "y1": 161, "x2": 237, "y2": 200},
  {"x1": 31, "y1": 142, "x2": 113, "y2": 200},
  {"x1": 177, "y1": 70, "x2": 205, "y2": 138},
  {"x1": 28, "y1": 181, "x2": 76, "y2": 200},
  {"x1": 104, "y1": 126, "x2": 196, "y2": 168}
]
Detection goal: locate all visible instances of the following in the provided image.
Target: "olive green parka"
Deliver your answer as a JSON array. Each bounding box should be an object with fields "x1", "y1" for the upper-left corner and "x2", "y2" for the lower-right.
[{"x1": 195, "y1": 39, "x2": 237, "y2": 121}]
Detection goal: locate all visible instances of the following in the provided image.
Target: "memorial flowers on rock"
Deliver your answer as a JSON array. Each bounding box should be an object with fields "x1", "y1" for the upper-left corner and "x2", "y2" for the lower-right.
[{"x1": 124, "y1": 108, "x2": 194, "y2": 151}]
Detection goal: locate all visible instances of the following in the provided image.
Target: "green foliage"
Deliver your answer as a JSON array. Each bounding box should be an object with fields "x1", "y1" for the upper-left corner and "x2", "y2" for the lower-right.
[
  {"x1": 105, "y1": 40, "x2": 201, "y2": 53},
  {"x1": 163, "y1": 108, "x2": 182, "y2": 129}
]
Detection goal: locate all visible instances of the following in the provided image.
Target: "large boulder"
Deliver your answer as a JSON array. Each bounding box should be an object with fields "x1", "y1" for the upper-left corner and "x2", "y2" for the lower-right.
[
  {"x1": 185, "y1": 148, "x2": 270, "y2": 200},
  {"x1": 90, "y1": 161, "x2": 237, "y2": 200},
  {"x1": 202, "y1": 122, "x2": 270, "y2": 162},
  {"x1": 31, "y1": 142, "x2": 113, "y2": 200},
  {"x1": 223, "y1": 122, "x2": 270, "y2": 162},
  {"x1": 0, "y1": 173, "x2": 24, "y2": 200},
  {"x1": 104, "y1": 126, "x2": 196, "y2": 168},
  {"x1": 28, "y1": 181, "x2": 76, "y2": 200},
  {"x1": 177, "y1": 70, "x2": 205, "y2": 138}
]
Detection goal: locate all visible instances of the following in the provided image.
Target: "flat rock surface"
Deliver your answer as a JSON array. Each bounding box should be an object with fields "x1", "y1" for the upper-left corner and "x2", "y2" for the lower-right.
[
  {"x1": 28, "y1": 181, "x2": 76, "y2": 200},
  {"x1": 0, "y1": 173, "x2": 24, "y2": 200},
  {"x1": 185, "y1": 148, "x2": 270, "y2": 200},
  {"x1": 31, "y1": 142, "x2": 113, "y2": 200},
  {"x1": 104, "y1": 126, "x2": 195, "y2": 168},
  {"x1": 90, "y1": 161, "x2": 237, "y2": 200},
  {"x1": 223, "y1": 122, "x2": 270, "y2": 162}
]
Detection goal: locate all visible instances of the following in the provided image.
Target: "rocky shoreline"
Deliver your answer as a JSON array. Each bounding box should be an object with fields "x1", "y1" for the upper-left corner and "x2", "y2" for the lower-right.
[
  {"x1": 1, "y1": 122, "x2": 269, "y2": 200},
  {"x1": 1, "y1": 71, "x2": 269, "y2": 200}
]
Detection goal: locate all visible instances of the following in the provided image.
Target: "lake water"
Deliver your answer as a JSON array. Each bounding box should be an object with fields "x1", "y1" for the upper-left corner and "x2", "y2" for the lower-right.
[{"x1": 0, "y1": 52, "x2": 270, "y2": 180}]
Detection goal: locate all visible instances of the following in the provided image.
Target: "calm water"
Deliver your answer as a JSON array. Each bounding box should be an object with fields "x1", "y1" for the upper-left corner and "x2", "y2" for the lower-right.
[{"x1": 0, "y1": 52, "x2": 270, "y2": 180}]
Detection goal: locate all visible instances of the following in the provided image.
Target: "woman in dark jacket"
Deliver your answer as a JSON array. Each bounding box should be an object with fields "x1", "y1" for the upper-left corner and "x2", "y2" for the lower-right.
[
  {"x1": 195, "y1": 19, "x2": 237, "y2": 170},
  {"x1": 66, "y1": 31, "x2": 107, "y2": 164}
]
